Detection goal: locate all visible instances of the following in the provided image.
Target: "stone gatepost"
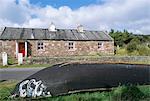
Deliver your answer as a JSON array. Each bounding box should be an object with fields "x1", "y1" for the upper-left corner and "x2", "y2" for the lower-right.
[
  {"x1": 2, "y1": 52, "x2": 8, "y2": 66},
  {"x1": 18, "y1": 53, "x2": 23, "y2": 65}
]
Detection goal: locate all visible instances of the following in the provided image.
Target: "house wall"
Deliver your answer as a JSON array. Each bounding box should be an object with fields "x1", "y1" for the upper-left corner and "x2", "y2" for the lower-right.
[
  {"x1": 0, "y1": 40, "x2": 16, "y2": 58},
  {"x1": 0, "y1": 40, "x2": 114, "y2": 58},
  {"x1": 0, "y1": 40, "x2": 2, "y2": 60},
  {"x1": 29, "y1": 40, "x2": 114, "y2": 57}
]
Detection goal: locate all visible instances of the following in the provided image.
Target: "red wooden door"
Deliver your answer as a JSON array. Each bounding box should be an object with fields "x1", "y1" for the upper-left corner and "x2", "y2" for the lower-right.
[{"x1": 19, "y1": 42, "x2": 25, "y2": 57}]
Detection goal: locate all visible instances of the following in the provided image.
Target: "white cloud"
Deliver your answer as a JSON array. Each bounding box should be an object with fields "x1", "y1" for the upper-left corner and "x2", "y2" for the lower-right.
[{"x1": 0, "y1": 0, "x2": 149, "y2": 35}]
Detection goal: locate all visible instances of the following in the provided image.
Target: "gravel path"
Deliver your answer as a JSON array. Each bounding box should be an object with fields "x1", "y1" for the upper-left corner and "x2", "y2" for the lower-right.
[{"x1": 0, "y1": 67, "x2": 45, "y2": 80}]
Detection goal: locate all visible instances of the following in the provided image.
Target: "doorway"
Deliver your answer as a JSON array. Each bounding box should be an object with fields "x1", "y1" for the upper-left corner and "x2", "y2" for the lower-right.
[
  {"x1": 19, "y1": 42, "x2": 25, "y2": 57},
  {"x1": 18, "y1": 41, "x2": 32, "y2": 57}
]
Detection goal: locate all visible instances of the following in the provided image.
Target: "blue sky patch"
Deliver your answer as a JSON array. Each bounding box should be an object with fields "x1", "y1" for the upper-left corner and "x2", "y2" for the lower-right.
[{"x1": 29, "y1": 0, "x2": 104, "y2": 9}]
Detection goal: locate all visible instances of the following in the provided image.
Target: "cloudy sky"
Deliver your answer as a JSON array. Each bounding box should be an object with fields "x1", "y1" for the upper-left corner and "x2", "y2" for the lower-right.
[{"x1": 0, "y1": 0, "x2": 150, "y2": 35}]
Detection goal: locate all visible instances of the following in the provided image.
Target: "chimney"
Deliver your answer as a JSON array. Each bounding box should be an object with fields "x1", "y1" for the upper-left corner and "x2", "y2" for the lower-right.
[
  {"x1": 77, "y1": 25, "x2": 84, "y2": 33},
  {"x1": 31, "y1": 29, "x2": 35, "y2": 39},
  {"x1": 48, "y1": 22, "x2": 56, "y2": 32}
]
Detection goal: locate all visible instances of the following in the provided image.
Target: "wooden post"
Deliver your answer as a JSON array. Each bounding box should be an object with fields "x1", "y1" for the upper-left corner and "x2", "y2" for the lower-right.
[
  {"x1": 25, "y1": 41, "x2": 27, "y2": 58},
  {"x1": 18, "y1": 53, "x2": 23, "y2": 65},
  {"x1": 16, "y1": 40, "x2": 18, "y2": 58},
  {"x1": 2, "y1": 52, "x2": 8, "y2": 66}
]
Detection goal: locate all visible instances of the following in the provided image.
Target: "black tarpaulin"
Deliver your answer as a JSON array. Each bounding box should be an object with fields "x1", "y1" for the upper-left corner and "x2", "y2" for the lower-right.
[{"x1": 12, "y1": 63, "x2": 150, "y2": 97}]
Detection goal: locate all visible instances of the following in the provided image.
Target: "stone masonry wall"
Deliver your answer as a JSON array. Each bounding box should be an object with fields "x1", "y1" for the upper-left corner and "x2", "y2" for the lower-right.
[
  {"x1": 0, "y1": 40, "x2": 2, "y2": 62},
  {"x1": 28, "y1": 56, "x2": 150, "y2": 65},
  {"x1": 0, "y1": 40, "x2": 114, "y2": 62},
  {"x1": 29, "y1": 40, "x2": 114, "y2": 57},
  {"x1": 0, "y1": 40, "x2": 16, "y2": 64},
  {"x1": 0, "y1": 40, "x2": 16, "y2": 58}
]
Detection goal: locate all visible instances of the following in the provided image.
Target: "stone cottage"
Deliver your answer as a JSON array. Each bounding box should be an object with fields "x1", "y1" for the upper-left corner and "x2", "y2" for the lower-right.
[{"x1": 0, "y1": 24, "x2": 114, "y2": 58}]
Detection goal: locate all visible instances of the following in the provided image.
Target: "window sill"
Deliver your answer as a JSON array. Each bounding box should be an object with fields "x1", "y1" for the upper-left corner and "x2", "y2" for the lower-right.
[
  {"x1": 37, "y1": 49, "x2": 45, "y2": 51},
  {"x1": 68, "y1": 48, "x2": 76, "y2": 51}
]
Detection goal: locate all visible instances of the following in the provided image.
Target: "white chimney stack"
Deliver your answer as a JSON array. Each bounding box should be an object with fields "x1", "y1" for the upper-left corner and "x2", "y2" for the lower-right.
[
  {"x1": 48, "y1": 22, "x2": 56, "y2": 32},
  {"x1": 77, "y1": 25, "x2": 84, "y2": 33}
]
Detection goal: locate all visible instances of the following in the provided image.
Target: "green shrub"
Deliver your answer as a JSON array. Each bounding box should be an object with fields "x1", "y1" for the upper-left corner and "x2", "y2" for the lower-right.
[
  {"x1": 137, "y1": 45, "x2": 150, "y2": 56},
  {"x1": 8, "y1": 58, "x2": 16, "y2": 65},
  {"x1": 128, "y1": 50, "x2": 139, "y2": 56},
  {"x1": 112, "y1": 85, "x2": 147, "y2": 101},
  {"x1": 120, "y1": 86, "x2": 145, "y2": 101},
  {"x1": 116, "y1": 48, "x2": 128, "y2": 55},
  {"x1": 127, "y1": 42, "x2": 137, "y2": 53}
]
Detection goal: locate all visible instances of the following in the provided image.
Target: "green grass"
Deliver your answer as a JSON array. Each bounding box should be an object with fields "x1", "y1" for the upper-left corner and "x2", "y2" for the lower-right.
[
  {"x1": 0, "y1": 80, "x2": 18, "y2": 101},
  {"x1": 0, "y1": 80, "x2": 149, "y2": 101},
  {"x1": 0, "y1": 64, "x2": 51, "y2": 68}
]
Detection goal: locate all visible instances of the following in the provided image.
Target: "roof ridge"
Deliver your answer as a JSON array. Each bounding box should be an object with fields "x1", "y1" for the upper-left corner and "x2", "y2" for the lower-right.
[{"x1": 5, "y1": 27, "x2": 105, "y2": 32}]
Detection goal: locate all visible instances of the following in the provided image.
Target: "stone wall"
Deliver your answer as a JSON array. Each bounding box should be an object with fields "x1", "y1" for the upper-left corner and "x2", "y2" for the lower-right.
[
  {"x1": 0, "y1": 40, "x2": 2, "y2": 62},
  {"x1": 0, "y1": 53, "x2": 1, "y2": 64},
  {"x1": 0, "y1": 40, "x2": 114, "y2": 58},
  {"x1": 0, "y1": 40, "x2": 16, "y2": 65},
  {"x1": 0, "y1": 40, "x2": 16, "y2": 58},
  {"x1": 28, "y1": 56, "x2": 150, "y2": 65},
  {"x1": 29, "y1": 40, "x2": 114, "y2": 57}
]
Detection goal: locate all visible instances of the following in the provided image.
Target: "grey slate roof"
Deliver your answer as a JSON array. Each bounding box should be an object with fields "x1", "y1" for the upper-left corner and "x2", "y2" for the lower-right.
[{"x1": 0, "y1": 27, "x2": 113, "y2": 41}]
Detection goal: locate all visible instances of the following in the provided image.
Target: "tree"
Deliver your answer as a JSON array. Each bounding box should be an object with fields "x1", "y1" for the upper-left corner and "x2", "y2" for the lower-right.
[{"x1": 109, "y1": 29, "x2": 133, "y2": 47}]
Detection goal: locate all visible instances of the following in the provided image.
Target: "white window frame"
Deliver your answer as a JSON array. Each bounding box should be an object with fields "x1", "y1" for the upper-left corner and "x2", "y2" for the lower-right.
[
  {"x1": 68, "y1": 41, "x2": 75, "y2": 51},
  {"x1": 98, "y1": 42, "x2": 104, "y2": 50},
  {"x1": 37, "y1": 41, "x2": 44, "y2": 51}
]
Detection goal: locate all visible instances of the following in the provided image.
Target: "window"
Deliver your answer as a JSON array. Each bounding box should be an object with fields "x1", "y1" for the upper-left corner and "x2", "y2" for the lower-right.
[
  {"x1": 68, "y1": 42, "x2": 75, "y2": 50},
  {"x1": 37, "y1": 41, "x2": 44, "y2": 50},
  {"x1": 98, "y1": 42, "x2": 103, "y2": 49}
]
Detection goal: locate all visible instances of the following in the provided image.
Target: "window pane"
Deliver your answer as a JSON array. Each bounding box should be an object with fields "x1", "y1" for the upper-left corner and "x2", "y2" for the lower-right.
[
  {"x1": 37, "y1": 47, "x2": 40, "y2": 49},
  {"x1": 98, "y1": 42, "x2": 103, "y2": 49},
  {"x1": 37, "y1": 41, "x2": 44, "y2": 50},
  {"x1": 69, "y1": 42, "x2": 73, "y2": 45},
  {"x1": 68, "y1": 42, "x2": 74, "y2": 50},
  {"x1": 98, "y1": 43, "x2": 102, "y2": 45},
  {"x1": 38, "y1": 43, "x2": 40, "y2": 46}
]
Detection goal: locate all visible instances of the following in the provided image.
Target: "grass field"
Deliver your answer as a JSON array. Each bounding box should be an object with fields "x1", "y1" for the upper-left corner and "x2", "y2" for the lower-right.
[
  {"x1": 0, "y1": 80, "x2": 150, "y2": 101},
  {"x1": 0, "y1": 64, "x2": 50, "y2": 68}
]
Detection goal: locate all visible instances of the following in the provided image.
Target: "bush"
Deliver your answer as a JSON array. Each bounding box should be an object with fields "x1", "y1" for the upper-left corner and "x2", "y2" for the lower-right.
[
  {"x1": 127, "y1": 42, "x2": 137, "y2": 53},
  {"x1": 112, "y1": 85, "x2": 147, "y2": 101},
  {"x1": 128, "y1": 50, "x2": 139, "y2": 56},
  {"x1": 8, "y1": 58, "x2": 16, "y2": 65},
  {"x1": 116, "y1": 48, "x2": 128, "y2": 56},
  {"x1": 120, "y1": 86, "x2": 145, "y2": 101},
  {"x1": 137, "y1": 45, "x2": 150, "y2": 56}
]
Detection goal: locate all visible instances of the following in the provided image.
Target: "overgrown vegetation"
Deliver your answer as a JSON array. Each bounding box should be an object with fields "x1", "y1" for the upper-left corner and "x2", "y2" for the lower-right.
[
  {"x1": 0, "y1": 80, "x2": 149, "y2": 101},
  {"x1": 109, "y1": 29, "x2": 150, "y2": 56}
]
